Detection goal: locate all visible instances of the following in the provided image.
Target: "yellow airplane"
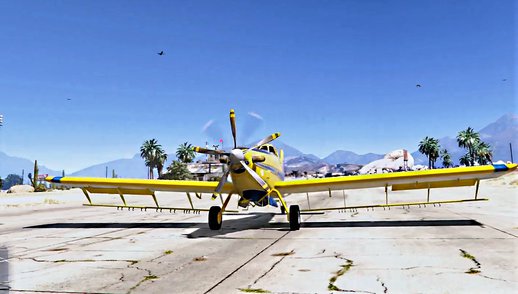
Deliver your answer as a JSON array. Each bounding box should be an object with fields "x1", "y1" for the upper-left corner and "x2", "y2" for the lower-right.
[{"x1": 46, "y1": 109, "x2": 517, "y2": 231}]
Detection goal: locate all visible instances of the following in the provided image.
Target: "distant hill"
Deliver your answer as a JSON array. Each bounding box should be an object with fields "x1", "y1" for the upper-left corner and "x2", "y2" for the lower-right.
[
  {"x1": 70, "y1": 153, "x2": 176, "y2": 178},
  {"x1": 479, "y1": 113, "x2": 517, "y2": 162},
  {"x1": 0, "y1": 151, "x2": 60, "y2": 180},
  {"x1": 284, "y1": 155, "x2": 328, "y2": 173},
  {"x1": 273, "y1": 140, "x2": 304, "y2": 158},
  {"x1": 323, "y1": 150, "x2": 383, "y2": 165}
]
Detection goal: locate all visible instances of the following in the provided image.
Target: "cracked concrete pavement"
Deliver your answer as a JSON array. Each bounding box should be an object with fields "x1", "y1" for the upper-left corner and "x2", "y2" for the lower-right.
[{"x1": 0, "y1": 176, "x2": 516, "y2": 293}]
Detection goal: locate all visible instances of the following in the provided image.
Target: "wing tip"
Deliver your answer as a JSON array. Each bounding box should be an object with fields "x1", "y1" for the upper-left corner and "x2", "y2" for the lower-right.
[
  {"x1": 494, "y1": 163, "x2": 518, "y2": 172},
  {"x1": 46, "y1": 176, "x2": 62, "y2": 183}
]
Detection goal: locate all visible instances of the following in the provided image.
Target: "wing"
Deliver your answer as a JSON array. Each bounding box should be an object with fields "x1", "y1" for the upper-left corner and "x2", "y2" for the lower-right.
[
  {"x1": 45, "y1": 176, "x2": 237, "y2": 212},
  {"x1": 46, "y1": 176, "x2": 235, "y2": 194},
  {"x1": 275, "y1": 163, "x2": 516, "y2": 195}
]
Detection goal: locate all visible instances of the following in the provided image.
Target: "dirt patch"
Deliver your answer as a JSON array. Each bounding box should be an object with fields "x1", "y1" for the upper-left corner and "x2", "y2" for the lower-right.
[
  {"x1": 193, "y1": 256, "x2": 207, "y2": 262},
  {"x1": 238, "y1": 288, "x2": 270, "y2": 293},
  {"x1": 271, "y1": 250, "x2": 294, "y2": 257}
]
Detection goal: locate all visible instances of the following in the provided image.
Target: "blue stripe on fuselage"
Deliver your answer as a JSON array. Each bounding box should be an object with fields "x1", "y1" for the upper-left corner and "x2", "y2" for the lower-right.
[
  {"x1": 251, "y1": 148, "x2": 270, "y2": 155},
  {"x1": 493, "y1": 164, "x2": 508, "y2": 172},
  {"x1": 51, "y1": 177, "x2": 63, "y2": 183},
  {"x1": 255, "y1": 163, "x2": 285, "y2": 180}
]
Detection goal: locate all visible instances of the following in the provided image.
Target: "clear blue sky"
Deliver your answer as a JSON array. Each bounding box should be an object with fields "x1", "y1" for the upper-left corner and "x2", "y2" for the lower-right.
[{"x1": 0, "y1": 0, "x2": 515, "y2": 172}]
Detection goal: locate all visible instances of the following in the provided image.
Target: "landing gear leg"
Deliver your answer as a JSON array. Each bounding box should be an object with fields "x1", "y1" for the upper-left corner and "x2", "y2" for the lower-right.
[
  {"x1": 208, "y1": 193, "x2": 233, "y2": 230},
  {"x1": 269, "y1": 189, "x2": 298, "y2": 229}
]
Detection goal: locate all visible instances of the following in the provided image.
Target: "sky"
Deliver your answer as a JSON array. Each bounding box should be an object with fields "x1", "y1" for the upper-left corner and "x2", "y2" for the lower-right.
[{"x1": 0, "y1": 0, "x2": 516, "y2": 173}]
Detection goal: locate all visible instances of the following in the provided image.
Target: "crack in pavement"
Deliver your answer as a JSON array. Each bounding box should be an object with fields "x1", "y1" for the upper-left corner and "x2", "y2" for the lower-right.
[
  {"x1": 9, "y1": 212, "x2": 172, "y2": 257},
  {"x1": 25, "y1": 257, "x2": 139, "y2": 264},
  {"x1": 250, "y1": 250, "x2": 295, "y2": 287},
  {"x1": 327, "y1": 253, "x2": 377, "y2": 294},
  {"x1": 459, "y1": 249, "x2": 481, "y2": 274},
  {"x1": 377, "y1": 277, "x2": 388, "y2": 293},
  {"x1": 479, "y1": 274, "x2": 512, "y2": 283},
  {"x1": 7, "y1": 289, "x2": 111, "y2": 294},
  {"x1": 328, "y1": 254, "x2": 354, "y2": 292},
  {"x1": 127, "y1": 264, "x2": 155, "y2": 293}
]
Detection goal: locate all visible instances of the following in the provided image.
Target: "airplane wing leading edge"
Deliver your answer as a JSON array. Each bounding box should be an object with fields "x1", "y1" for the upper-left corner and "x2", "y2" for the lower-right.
[
  {"x1": 45, "y1": 176, "x2": 236, "y2": 194},
  {"x1": 274, "y1": 163, "x2": 517, "y2": 194}
]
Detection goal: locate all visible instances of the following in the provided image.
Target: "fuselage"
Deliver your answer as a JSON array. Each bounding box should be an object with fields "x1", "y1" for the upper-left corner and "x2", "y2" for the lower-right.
[{"x1": 230, "y1": 144, "x2": 284, "y2": 205}]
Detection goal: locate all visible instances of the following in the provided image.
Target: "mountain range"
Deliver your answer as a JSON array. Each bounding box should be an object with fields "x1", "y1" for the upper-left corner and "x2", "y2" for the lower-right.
[
  {"x1": 1, "y1": 114, "x2": 516, "y2": 178},
  {"x1": 0, "y1": 151, "x2": 61, "y2": 181}
]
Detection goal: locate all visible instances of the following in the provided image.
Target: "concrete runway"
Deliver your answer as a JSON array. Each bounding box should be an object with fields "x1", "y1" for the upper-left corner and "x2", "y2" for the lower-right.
[{"x1": 0, "y1": 180, "x2": 516, "y2": 293}]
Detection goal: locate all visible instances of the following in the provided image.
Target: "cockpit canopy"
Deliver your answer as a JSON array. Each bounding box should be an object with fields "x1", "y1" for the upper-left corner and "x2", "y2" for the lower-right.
[{"x1": 258, "y1": 144, "x2": 278, "y2": 156}]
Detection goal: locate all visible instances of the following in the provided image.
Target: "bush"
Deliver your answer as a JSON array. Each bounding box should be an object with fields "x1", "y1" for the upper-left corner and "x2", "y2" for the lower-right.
[
  {"x1": 160, "y1": 161, "x2": 193, "y2": 180},
  {"x1": 35, "y1": 183, "x2": 47, "y2": 192},
  {"x1": 2, "y1": 174, "x2": 23, "y2": 190}
]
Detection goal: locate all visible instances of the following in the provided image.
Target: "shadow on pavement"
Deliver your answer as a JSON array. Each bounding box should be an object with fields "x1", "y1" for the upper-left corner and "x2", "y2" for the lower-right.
[
  {"x1": 270, "y1": 219, "x2": 483, "y2": 229},
  {"x1": 24, "y1": 218, "x2": 482, "y2": 236},
  {"x1": 23, "y1": 213, "x2": 277, "y2": 238}
]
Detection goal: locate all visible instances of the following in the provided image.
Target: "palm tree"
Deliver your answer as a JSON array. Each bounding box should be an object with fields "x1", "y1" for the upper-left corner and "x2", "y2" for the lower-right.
[
  {"x1": 457, "y1": 127, "x2": 480, "y2": 166},
  {"x1": 459, "y1": 153, "x2": 471, "y2": 166},
  {"x1": 440, "y1": 149, "x2": 453, "y2": 168},
  {"x1": 140, "y1": 139, "x2": 166, "y2": 179},
  {"x1": 418, "y1": 136, "x2": 440, "y2": 169},
  {"x1": 176, "y1": 142, "x2": 196, "y2": 163},
  {"x1": 155, "y1": 150, "x2": 168, "y2": 177},
  {"x1": 474, "y1": 141, "x2": 492, "y2": 165}
]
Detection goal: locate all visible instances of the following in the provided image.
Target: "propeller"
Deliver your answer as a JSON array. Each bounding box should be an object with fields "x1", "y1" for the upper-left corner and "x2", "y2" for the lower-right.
[
  {"x1": 250, "y1": 132, "x2": 281, "y2": 150},
  {"x1": 230, "y1": 109, "x2": 237, "y2": 149},
  {"x1": 193, "y1": 146, "x2": 228, "y2": 156},
  {"x1": 193, "y1": 109, "x2": 281, "y2": 199}
]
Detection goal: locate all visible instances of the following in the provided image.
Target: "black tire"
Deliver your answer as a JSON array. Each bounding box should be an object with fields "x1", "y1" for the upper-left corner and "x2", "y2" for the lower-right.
[
  {"x1": 280, "y1": 205, "x2": 286, "y2": 214},
  {"x1": 209, "y1": 206, "x2": 222, "y2": 230},
  {"x1": 289, "y1": 205, "x2": 301, "y2": 231}
]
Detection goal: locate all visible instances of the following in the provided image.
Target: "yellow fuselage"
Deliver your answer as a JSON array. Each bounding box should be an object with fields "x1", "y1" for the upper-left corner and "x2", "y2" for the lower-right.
[{"x1": 230, "y1": 144, "x2": 284, "y2": 203}]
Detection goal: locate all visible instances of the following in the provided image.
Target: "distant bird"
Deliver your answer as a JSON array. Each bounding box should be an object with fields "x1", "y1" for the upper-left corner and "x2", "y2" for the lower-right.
[
  {"x1": 67, "y1": 98, "x2": 71, "y2": 101},
  {"x1": 416, "y1": 84, "x2": 422, "y2": 88},
  {"x1": 502, "y1": 79, "x2": 507, "y2": 82},
  {"x1": 157, "y1": 51, "x2": 164, "y2": 56}
]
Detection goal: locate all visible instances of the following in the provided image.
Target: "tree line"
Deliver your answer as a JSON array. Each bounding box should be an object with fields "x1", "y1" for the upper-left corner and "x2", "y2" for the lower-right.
[
  {"x1": 139, "y1": 139, "x2": 196, "y2": 180},
  {"x1": 418, "y1": 127, "x2": 492, "y2": 169}
]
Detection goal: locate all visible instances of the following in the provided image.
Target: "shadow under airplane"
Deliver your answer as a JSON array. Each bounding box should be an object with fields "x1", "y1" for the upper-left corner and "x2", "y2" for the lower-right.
[{"x1": 24, "y1": 214, "x2": 483, "y2": 238}]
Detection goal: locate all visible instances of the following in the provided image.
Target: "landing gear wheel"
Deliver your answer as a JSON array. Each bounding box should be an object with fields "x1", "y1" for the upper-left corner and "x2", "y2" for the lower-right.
[
  {"x1": 289, "y1": 205, "x2": 301, "y2": 231},
  {"x1": 209, "y1": 206, "x2": 222, "y2": 230},
  {"x1": 280, "y1": 205, "x2": 286, "y2": 214}
]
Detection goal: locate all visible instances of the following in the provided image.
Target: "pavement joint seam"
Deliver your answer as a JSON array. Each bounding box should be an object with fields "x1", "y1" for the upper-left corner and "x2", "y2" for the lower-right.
[
  {"x1": 203, "y1": 230, "x2": 291, "y2": 294},
  {"x1": 445, "y1": 208, "x2": 517, "y2": 238}
]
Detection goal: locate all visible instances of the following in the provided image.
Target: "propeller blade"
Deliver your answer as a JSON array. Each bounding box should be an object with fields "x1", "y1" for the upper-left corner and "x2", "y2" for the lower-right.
[
  {"x1": 249, "y1": 132, "x2": 281, "y2": 150},
  {"x1": 211, "y1": 169, "x2": 230, "y2": 200},
  {"x1": 240, "y1": 160, "x2": 271, "y2": 192},
  {"x1": 230, "y1": 109, "x2": 237, "y2": 149},
  {"x1": 193, "y1": 146, "x2": 228, "y2": 156}
]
